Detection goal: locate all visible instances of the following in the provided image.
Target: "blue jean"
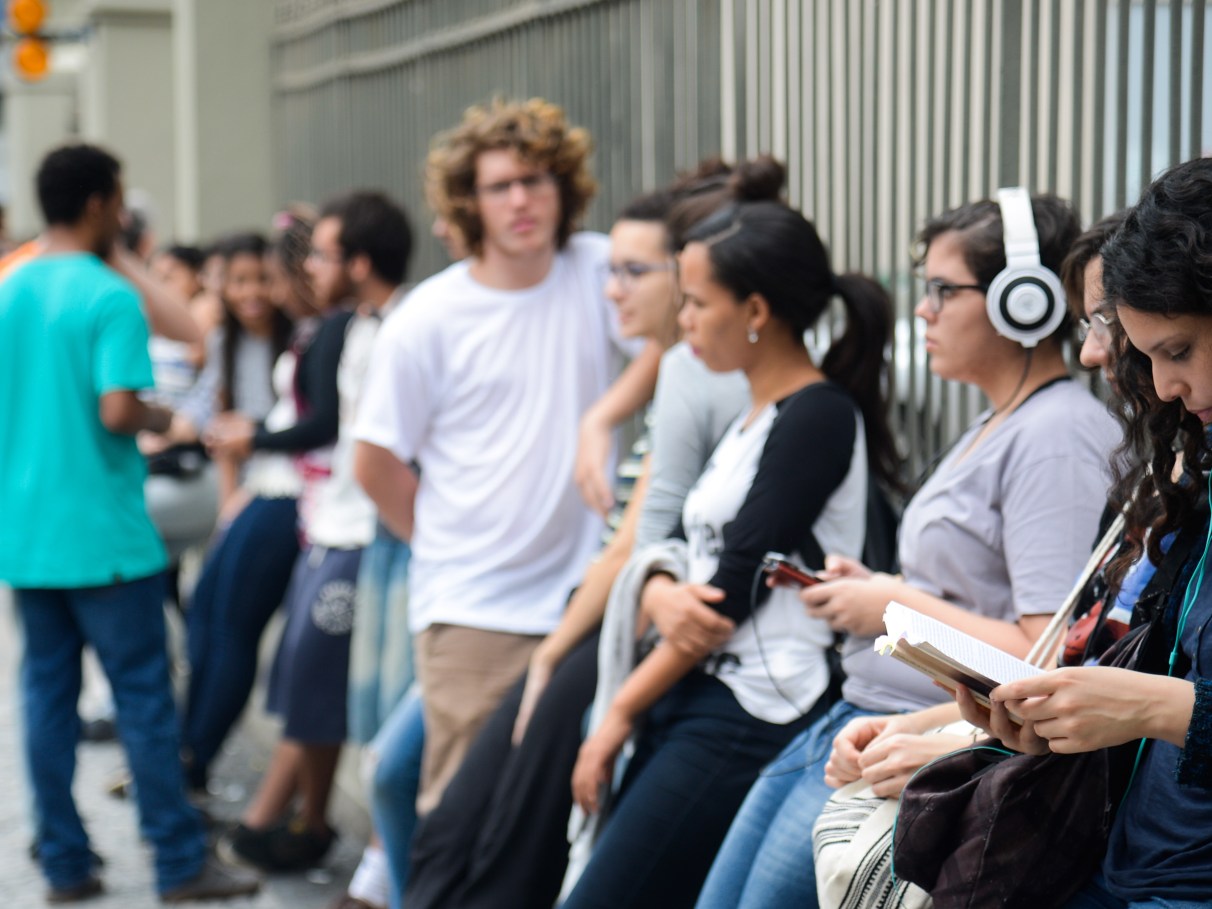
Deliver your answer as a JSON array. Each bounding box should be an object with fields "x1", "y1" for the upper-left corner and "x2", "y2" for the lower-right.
[
  {"x1": 17, "y1": 574, "x2": 206, "y2": 893},
  {"x1": 371, "y1": 684, "x2": 426, "y2": 909},
  {"x1": 1064, "y1": 872, "x2": 1211, "y2": 909},
  {"x1": 182, "y1": 495, "x2": 299, "y2": 788},
  {"x1": 695, "y1": 699, "x2": 877, "y2": 909},
  {"x1": 348, "y1": 525, "x2": 413, "y2": 745},
  {"x1": 561, "y1": 672, "x2": 823, "y2": 909}
]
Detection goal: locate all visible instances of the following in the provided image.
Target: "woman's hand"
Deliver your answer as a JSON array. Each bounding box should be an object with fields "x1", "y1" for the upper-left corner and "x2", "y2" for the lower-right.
[
  {"x1": 799, "y1": 573, "x2": 898, "y2": 636},
  {"x1": 513, "y1": 647, "x2": 558, "y2": 746},
  {"x1": 572, "y1": 707, "x2": 634, "y2": 815},
  {"x1": 990, "y1": 667, "x2": 1195, "y2": 753},
  {"x1": 820, "y1": 554, "x2": 873, "y2": 581},
  {"x1": 641, "y1": 575, "x2": 734, "y2": 658},
  {"x1": 574, "y1": 411, "x2": 614, "y2": 518},
  {"x1": 204, "y1": 412, "x2": 255, "y2": 461},
  {"x1": 824, "y1": 714, "x2": 897, "y2": 787},
  {"x1": 857, "y1": 732, "x2": 974, "y2": 797},
  {"x1": 955, "y1": 685, "x2": 1050, "y2": 755}
]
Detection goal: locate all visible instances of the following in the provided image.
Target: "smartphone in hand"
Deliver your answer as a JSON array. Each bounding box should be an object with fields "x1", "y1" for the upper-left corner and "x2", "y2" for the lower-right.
[{"x1": 761, "y1": 552, "x2": 824, "y2": 588}]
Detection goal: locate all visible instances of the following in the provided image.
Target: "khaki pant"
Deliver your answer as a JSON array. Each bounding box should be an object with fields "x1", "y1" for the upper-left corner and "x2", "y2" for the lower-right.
[{"x1": 413, "y1": 623, "x2": 542, "y2": 814}]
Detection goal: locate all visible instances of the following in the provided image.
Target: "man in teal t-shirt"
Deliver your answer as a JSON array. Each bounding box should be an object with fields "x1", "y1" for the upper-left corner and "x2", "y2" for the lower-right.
[{"x1": 0, "y1": 143, "x2": 258, "y2": 904}]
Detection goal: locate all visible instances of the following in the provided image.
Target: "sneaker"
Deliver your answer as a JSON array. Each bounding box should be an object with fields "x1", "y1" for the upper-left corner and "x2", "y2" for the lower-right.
[
  {"x1": 159, "y1": 856, "x2": 260, "y2": 903},
  {"x1": 47, "y1": 876, "x2": 103, "y2": 903}
]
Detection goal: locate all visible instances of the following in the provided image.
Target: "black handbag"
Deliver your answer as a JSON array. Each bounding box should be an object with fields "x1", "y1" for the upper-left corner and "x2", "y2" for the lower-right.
[{"x1": 891, "y1": 526, "x2": 1198, "y2": 909}]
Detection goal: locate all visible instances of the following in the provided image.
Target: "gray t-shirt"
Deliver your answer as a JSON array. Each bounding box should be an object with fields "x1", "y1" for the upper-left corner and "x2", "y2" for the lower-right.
[
  {"x1": 635, "y1": 341, "x2": 750, "y2": 549},
  {"x1": 842, "y1": 378, "x2": 1121, "y2": 712}
]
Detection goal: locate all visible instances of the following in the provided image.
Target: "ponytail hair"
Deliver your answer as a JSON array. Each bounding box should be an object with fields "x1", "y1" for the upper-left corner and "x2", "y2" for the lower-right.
[
  {"x1": 684, "y1": 201, "x2": 899, "y2": 490},
  {"x1": 827, "y1": 273, "x2": 901, "y2": 491}
]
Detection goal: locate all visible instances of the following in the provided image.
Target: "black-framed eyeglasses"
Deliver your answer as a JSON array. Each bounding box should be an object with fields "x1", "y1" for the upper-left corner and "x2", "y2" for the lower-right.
[
  {"x1": 475, "y1": 172, "x2": 555, "y2": 200},
  {"x1": 607, "y1": 260, "x2": 676, "y2": 291},
  {"x1": 1077, "y1": 311, "x2": 1114, "y2": 344},
  {"x1": 923, "y1": 277, "x2": 989, "y2": 314}
]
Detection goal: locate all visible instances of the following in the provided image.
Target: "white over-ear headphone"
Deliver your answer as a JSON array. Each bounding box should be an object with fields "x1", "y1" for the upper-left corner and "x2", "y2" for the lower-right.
[{"x1": 985, "y1": 187, "x2": 1066, "y2": 348}]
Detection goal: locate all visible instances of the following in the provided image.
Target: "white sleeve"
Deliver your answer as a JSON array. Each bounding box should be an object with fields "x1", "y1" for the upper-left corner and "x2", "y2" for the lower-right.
[{"x1": 353, "y1": 304, "x2": 439, "y2": 465}]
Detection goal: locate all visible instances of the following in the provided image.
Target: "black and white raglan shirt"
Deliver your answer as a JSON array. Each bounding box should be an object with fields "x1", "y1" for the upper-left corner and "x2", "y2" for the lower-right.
[{"x1": 680, "y1": 381, "x2": 867, "y2": 724}]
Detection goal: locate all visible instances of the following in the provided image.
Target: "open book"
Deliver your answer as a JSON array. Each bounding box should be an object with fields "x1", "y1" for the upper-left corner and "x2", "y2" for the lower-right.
[{"x1": 875, "y1": 602, "x2": 1044, "y2": 721}]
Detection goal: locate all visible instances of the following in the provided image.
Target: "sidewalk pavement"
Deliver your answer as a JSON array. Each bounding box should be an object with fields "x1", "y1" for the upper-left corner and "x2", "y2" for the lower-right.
[{"x1": 0, "y1": 587, "x2": 368, "y2": 908}]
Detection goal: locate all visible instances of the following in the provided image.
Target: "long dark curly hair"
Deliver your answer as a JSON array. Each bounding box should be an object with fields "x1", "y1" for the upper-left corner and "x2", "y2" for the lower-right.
[{"x1": 1103, "y1": 157, "x2": 1212, "y2": 576}]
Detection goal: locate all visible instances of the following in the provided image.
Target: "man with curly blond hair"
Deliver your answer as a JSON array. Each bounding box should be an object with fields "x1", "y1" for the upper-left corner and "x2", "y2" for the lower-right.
[{"x1": 353, "y1": 98, "x2": 655, "y2": 827}]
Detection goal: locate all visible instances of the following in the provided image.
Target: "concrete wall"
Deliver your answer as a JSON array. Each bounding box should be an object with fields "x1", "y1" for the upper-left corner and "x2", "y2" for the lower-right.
[
  {"x1": 173, "y1": 0, "x2": 275, "y2": 241},
  {"x1": 82, "y1": 0, "x2": 177, "y2": 243}
]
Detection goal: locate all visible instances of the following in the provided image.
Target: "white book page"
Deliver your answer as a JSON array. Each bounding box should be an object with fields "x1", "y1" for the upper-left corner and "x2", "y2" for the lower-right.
[{"x1": 877, "y1": 601, "x2": 1045, "y2": 686}]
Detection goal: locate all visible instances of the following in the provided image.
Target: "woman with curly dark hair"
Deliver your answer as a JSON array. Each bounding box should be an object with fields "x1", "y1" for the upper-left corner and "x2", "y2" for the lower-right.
[{"x1": 958, "y1": 156, "x2": 1212, "y2": 907}]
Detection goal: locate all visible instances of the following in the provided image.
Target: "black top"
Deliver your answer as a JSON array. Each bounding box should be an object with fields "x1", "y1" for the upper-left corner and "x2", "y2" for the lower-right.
[{"x1": 252, "y1": 308, "x2": 353, "y2": 453}]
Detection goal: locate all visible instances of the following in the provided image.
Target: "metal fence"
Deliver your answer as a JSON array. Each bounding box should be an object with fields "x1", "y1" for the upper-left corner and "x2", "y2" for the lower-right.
[{"x1": 271, "y1": 0, "x2": 1211, "y2": 476}]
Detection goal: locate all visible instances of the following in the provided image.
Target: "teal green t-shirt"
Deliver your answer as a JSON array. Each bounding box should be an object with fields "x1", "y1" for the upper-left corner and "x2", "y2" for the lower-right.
[{"x1": 0, "y1": 253, "x2": 167, "y2": 588}]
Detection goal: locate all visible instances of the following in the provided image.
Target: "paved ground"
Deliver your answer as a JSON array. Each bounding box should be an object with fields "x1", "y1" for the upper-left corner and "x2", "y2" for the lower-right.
[{"x1": 0, "y1": 588, "x2": 368, "y2": 907}]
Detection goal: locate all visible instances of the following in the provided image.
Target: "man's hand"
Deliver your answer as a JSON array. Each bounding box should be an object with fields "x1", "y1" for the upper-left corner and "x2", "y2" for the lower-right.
[{"x1": 640, "y1": 575, "x2": 734, "y2": 657}]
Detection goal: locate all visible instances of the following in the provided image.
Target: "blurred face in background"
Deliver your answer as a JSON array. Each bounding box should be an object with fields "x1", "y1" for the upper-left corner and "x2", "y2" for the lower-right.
[
  {"x1": 266, "y1": 250, "x2": 316, "y2": 320},
  {"x1": 606, "y1": 219, "x2": 678, "y2": 344},
  {"x1": 151, "y1": 251, "x2": 201, "y2": 302},
  {"x1": 305, "y1": 216, "x2": 354, "y2": 309},
  {"x1": 223, "y1": 252, "x2": 274, "y2": 334}
]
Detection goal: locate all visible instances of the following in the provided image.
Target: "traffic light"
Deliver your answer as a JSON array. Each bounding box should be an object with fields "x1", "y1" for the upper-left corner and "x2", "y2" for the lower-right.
[{"x1": 7, "y1": 0, "x2": 49, "y2": 82}]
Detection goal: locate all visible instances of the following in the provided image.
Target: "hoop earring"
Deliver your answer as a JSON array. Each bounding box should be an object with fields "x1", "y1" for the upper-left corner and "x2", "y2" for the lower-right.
[{"x1": 747, "y1": 328, "x2": 759, "y2": 344}]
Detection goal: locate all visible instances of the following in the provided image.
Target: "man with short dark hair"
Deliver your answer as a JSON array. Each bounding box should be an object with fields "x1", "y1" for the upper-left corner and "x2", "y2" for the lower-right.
[{"x1": 0, "y1": 143, "x2": 259, "y2": 903}]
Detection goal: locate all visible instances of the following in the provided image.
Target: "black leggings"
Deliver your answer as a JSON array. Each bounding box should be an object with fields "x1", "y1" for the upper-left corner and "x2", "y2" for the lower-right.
[{"x1": 404, "y1": 630, "x2": 600, "y2": 909}]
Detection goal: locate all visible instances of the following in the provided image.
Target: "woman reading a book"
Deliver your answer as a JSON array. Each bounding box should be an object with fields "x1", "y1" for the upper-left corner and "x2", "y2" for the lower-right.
[
  {"x1": 694, "y1": 193, "x2": 1121, "y2": 909},
  {"x1": 957, "y1": 157, "x2": 1212, "y2": 908}
]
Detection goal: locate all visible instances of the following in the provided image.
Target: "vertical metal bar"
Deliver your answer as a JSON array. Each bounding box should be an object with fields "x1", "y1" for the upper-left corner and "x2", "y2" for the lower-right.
[
  {"x1": 1114, "y1": 0, "x2": 1130, "y2": 207},
  {"x1": 1046, "y1": 0, "x2": 1062, "y2": 191},
  {"x1": 1140, "y1": 0, "x2": 1156, "y2": 187},
  {"x1": 1000, "y1": 0, "x2": 1023, "y2": 184},
  {"x1": 1193, "y1": 0, "x2": 1207, "y2": 161},
  {"x1": 1169, "y1": 0, "x2": 1182, "y2": 167}
]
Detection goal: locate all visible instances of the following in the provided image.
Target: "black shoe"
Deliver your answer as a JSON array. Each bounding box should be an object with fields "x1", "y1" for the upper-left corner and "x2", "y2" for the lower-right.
[
  {"x1": 159, "y1": 856, "x2": 260, "y2": 903},
  {"x1": 267, "y1": 816, "x2": 336, "y2": 870},
  {"x1": 47, "y1": 876, "x2": 103, "y2": 904},
  {"x1": 216, "y1": 823, "x2": 277, "y2": 872},
  {"x1": 219, "y1": 818, "x2": 336, "y2": 872}
]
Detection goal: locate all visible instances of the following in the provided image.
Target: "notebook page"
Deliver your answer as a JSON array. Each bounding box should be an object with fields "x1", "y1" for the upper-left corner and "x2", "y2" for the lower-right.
[{"x1": 880, "y1": 601, "x2": 1045, "y2": 686}]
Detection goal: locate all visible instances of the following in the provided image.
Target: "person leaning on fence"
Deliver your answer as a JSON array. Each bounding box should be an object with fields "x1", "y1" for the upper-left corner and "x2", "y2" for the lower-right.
[
  {"x1": 692, "y1": 191, "x2": 1121, "y2": 909},
  {"x1": 0, "y1": 142, "x2": 259, "y2": 904},
  {"x1": 352, "y1": 97, "x2": 659, "y2": 826},
  {"x1": 556, "y1": 199, "x2": 897, "y2": 909},
  {"x1": 955, "y1": 156, "x2": 1212, "y2": 909}
]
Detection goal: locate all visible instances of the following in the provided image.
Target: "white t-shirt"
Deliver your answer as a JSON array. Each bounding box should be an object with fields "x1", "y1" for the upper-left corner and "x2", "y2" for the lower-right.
[
  {"x1": 354, "y1": 233, "x2": 633, "y2": 635},
  {"x1": 685, "y1": 387, "x2": 867, "y2": 724},
  {"x1": 308, "y1": 291, "x2": 404, "y2": 550}
]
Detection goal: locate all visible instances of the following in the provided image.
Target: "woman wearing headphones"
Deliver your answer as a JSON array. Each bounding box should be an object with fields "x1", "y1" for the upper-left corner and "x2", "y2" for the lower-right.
[
  {"x1": 958, "y1": 158, "x2": 1212, "y2": 909},
  {"x1": 694, "y1": 192, "x2": 1121, "y2": 909}
]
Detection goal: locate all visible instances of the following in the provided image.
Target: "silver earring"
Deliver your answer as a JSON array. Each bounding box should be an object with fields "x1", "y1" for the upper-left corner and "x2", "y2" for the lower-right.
[{"x1": 747, "y1": 328, "x2": 759, "y2": 344}]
